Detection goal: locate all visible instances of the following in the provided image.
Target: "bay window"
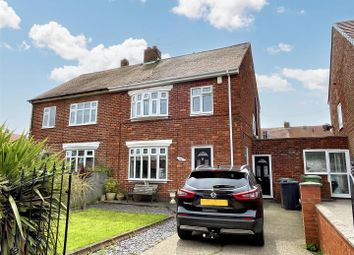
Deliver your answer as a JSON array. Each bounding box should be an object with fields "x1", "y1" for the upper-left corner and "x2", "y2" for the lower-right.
[
  {"x1": 129, "y1": 86, "x2": 172, "y2": 119},
  {"x1": 128, "y1": 147, "x2": 167, "y2": 180},
  {"x1": 126, "y1": 140, "x2": 172, "y2": 181}
]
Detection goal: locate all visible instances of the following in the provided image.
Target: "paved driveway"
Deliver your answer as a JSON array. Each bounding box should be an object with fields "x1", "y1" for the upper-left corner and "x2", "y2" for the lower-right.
[{"x1": 142, "y1": 201, "x2": 312, "y2": 255}]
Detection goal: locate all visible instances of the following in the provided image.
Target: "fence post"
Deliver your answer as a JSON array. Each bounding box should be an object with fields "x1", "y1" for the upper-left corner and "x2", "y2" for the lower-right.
[
  {"x1": 62, "y1": 166, "x2": 73, "y2": 255},
  {"x1": 350, "y1": 173, "x2": 354, "y2": 229}
]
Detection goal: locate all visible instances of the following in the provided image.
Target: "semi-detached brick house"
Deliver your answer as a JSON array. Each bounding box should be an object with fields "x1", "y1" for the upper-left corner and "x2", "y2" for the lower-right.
[
  {"x1": 30, "y1": 41, "x2": 352, "y2": 201},
  {"x1": 30, "y1": 43, "x2": 261, "y2": 199}
]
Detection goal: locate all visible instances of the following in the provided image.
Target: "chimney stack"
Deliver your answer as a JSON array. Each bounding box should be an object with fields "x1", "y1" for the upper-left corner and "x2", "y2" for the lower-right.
[
  {"x1": 284, "y1": 121, "x2": 290, "y2": 128},
  {"x1": 120, "y1": 58, "x2": 129, "y2": 67},
  {"x1": 144, "y1": 46, "x2": 161, "y2": 63}
]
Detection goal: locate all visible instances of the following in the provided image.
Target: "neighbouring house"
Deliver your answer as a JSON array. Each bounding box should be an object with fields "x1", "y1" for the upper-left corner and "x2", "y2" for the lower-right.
[
  {"x1": 328, "y1": 19, "x2": 354, "y2": 159},
  {"x1": 29, "y1": 43, "x2": 261, "y2": 199},
  {"x1": 29, "y1": 40, "x2": 352, "y2": 201},
  {"x1": 262, "y1": 122, "x2": 333, "y2": 139}
]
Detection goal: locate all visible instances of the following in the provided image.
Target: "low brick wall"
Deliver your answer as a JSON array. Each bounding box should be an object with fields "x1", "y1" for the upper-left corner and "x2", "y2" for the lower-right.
[
  {"x1": 300, "y1": 182, "x2": 354, "y2": 254},
  {"x1": 316, "y1": 208, "x2": 354, "y2": 255}
]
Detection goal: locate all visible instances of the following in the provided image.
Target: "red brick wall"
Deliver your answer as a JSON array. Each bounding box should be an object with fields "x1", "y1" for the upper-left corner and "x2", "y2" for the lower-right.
[
  {"x1": 317, "y1": 209, "x2": 354, "y2": 255},
  {"x1": 329, "y1": 28, "x2": 354, "y2": 158},
  {"x1": 300, "y1": 183, "x2": 322, "y2": 245},
  {"x1": 253, "y1": 137, "x2": 349, "y2": 201},
  {"x1": 30, "y1": 48, "x2": 260, "y2": 199}
]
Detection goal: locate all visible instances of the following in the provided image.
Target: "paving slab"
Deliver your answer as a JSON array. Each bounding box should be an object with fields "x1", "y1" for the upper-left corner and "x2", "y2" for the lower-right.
[{"x1": 142, "y1": 200, "x2": 312, "y2": 255}]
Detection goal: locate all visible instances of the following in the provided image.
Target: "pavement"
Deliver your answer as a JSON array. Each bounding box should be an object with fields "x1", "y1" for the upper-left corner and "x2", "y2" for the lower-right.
[{"x1": 142, "y1": 200, "x2": 312, "y2": 255}]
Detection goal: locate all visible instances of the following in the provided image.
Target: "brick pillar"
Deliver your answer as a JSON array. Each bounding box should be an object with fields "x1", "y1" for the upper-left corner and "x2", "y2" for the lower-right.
[{"x1": 300, "y1": 182, "x2": 322, "y2": 245}]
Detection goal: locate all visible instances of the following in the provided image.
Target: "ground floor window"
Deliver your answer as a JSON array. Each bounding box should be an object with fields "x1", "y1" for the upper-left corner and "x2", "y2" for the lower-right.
[
  {"x1": 128, "y1": 147, "x2": 167, "y2": 180},
  {"x1": 303, "y1": 149, "x2": 351, "y2": 197},
  {"x1": 192, "y1": 146, "x2": 213, "y2": 170},
  {"x1": 66, "y1": 149, "x2": 95, "y2": 172}
]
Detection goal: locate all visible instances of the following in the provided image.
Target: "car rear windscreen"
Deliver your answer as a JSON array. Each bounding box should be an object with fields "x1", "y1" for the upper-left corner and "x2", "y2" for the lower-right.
[{"x1": 186, "y1": 171, "x2": 248, "y2": 189}]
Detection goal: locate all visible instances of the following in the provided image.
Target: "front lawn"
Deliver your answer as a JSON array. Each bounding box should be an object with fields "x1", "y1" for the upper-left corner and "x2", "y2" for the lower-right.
[{"x1": 59, "y1": 208, "x2": 168, "y2": 252}]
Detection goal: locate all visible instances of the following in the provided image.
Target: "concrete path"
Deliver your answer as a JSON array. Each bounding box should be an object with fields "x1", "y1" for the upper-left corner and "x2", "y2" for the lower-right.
[{"x1": 142, "y1": 201, "x2": 312, "y2": 255}]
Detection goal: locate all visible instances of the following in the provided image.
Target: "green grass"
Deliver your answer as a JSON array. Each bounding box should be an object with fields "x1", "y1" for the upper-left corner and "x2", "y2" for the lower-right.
[{"x1": 58, "y1": 208, "x2": 168, "y2": 252}]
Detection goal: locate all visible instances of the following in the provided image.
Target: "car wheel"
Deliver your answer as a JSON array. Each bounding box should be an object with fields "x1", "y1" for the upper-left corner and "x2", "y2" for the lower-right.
[
  {"x1": 177, "y1": 227, "x2": 192, "y2": 240},
  {"x1": 253, "y1": 230, "x2": 264, "y2": 246}
]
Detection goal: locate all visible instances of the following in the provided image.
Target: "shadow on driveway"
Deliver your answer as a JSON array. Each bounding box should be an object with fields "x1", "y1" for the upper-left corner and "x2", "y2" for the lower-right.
[{"x1": 143, "y1": 200, "x2": 312, "y2": 255}]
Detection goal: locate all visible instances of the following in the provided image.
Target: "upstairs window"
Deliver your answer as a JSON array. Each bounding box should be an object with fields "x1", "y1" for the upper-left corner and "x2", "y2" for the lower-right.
[
  {"x1": 337, "y1": 103, "x2": 343, "y2": 129},
  {"x1": 131, "y1": 91, "x2": 168, "y2": 119},
  {"x1": 191, "y1": 86, "x2": 213, "y2": 115},
  {"x1": 42, "y1": 106, "x2": 56, "y2": 128},
  {"x1": 69, "y1": 101, "x2": 97, "y2": 126}
]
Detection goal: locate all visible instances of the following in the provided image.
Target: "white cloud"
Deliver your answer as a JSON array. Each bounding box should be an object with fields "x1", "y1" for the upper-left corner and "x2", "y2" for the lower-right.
[
  {"x1": 29, "y1": 21, "x2": 154, "y2": 82},
  {"x1": 276, "y1": 6, "x2": 285, "y2": 14},
  {"x1": 299, "y1": 9, "x2": 305, "y2": 15},
  {"x1": 281, "y1": 68, "x2": 329, "y2": 91},
  {"x1": 267, "y1": 43, "x2": 293, "y2": 54},
  {"x1": 29, "y1": 22, "x2": 88, "y2": 60},
  {"x1": 171, "y1": 0, "x2": 267, "y2": 30},
  {"x1": 18, "y1": 40, "x2": 30, "y2": 51},
  {"x1": 256, "y1": 73, "x2": 292, "y2": 92},
  {"x1": 0, "y1": 0, "x2": 21, "y2": 29}
]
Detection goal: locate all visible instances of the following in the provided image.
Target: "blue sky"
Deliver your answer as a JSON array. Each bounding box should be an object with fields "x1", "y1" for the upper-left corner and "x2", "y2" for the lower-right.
[{"x1": 0, "y1": 0, "x2": 353, "y2": 132}]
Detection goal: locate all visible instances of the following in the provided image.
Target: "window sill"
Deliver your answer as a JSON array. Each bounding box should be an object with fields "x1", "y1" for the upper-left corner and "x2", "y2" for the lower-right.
[
  {"x1": 127, "y1": 179, "x2": 171, "y2": 184},
  {"x1": 130, "y1": 116, "x2": 169, "y2": 122},
  {"x1": 304, "y1": 172, "x2": 328, "y2": 176},
  {"x1": 68, "y1": 122, "x2": 97, "y2": 127},
  {"x1": 41, "y1": 126, "x2": 55, "y2": 129},
  {"x1": 190, "y1": 112, "x2": 214, "y2": 117}
]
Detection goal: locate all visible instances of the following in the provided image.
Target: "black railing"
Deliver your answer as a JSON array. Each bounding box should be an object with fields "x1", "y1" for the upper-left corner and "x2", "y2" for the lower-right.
[
  {"x1": 350, "y1": 171, "x2": 354, "y2": 229},
  {"x1": 2, "y1": 163, "x2": 73, "y2": 255}
]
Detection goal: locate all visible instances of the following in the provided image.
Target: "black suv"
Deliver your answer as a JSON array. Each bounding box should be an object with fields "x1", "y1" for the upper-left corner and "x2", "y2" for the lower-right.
[{"x1": 176, "y1": 165, "x2": 264, "y2": 246}]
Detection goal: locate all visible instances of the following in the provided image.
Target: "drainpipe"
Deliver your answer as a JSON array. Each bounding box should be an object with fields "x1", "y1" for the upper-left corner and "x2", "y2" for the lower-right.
[{"x1": 227, "y1": 70, "x2": 234, "y2": 168}]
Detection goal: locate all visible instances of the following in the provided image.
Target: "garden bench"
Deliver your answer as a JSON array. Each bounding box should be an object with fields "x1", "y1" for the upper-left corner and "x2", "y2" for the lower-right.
[{"x1": 127, "y1": 183, "x2": 158, "y2": 202}]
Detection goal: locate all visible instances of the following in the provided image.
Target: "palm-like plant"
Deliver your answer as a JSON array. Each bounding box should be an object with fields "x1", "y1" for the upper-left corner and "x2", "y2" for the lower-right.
[{"x1": 0, "y1": 125, "x2": 65, "y2": 255}]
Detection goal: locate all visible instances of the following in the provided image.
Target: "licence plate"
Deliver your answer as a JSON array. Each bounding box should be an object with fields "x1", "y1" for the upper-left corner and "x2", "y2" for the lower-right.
[{"x1": 200, "y1": 199, "x2": 228, "y2": 206}]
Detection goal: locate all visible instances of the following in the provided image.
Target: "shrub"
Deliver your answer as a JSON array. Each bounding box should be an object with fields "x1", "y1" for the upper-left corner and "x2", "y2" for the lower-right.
[
  {"x1": 104, "y1": 178, "x2": 117, "y2": 193},
  {"x1": 0, "y1": 125, "x2": 65, "y2": 255}
]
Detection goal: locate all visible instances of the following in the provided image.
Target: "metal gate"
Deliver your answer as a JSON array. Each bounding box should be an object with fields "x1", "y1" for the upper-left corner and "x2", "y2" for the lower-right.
[{"x1": 0, "y1": 163, "x2": 73, "y2": 255}]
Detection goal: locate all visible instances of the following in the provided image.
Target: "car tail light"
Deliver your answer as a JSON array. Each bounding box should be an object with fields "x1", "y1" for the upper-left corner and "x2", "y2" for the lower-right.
[
  {"x1": 176, "y1": 188, "x2": 196, "y2": 199},
  {"x1": 233, "y1": 187, "x2": 260, "y2": 201}
]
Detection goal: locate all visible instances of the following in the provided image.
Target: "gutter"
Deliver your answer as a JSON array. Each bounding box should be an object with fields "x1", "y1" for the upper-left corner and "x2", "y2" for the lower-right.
[{"x1": 227, "y1": 70, "x2": 234, "y2": 168}]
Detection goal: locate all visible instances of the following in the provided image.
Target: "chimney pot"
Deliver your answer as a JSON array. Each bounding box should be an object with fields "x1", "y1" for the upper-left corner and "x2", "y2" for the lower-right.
[
  {"x1": 284, "y1": 122, "x2": 290, "y2": 128},
  {"x1": 144, "y1": 45, "x2": 161, "y2": 63},
  {"x1": 121, "y1": 58, "x2": 129, "y2": 67}
]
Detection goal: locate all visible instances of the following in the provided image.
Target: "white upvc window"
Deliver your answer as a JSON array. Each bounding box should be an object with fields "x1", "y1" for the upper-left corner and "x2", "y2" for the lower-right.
[
  {"x1": 337, "y1": 103, "x2": 343, "y2": 129},
  {"x1": 42, "y1": 106, "x2": 56, "y2": 128},
  {"x1": 69, "y1": 101, "x2": 98, "y2": 126},
  {"x1": 303, "y1": 149, "x2": 351, "y2": 198},
  {"x1": 126, "y1": 140, "x2": 172, "y2": 181},
  {"x1": 190, "y1": 86, "x2": 213, "y2": 115},
  {"x1": 65, "y1": 149, "x2": 95, "y2": 172},
  {"x1": 128, "y1": 147, "x2": 168, "y2": 181},
  {"x1": 129, "y1": 86, "x2": 172, "y2": 120}
]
